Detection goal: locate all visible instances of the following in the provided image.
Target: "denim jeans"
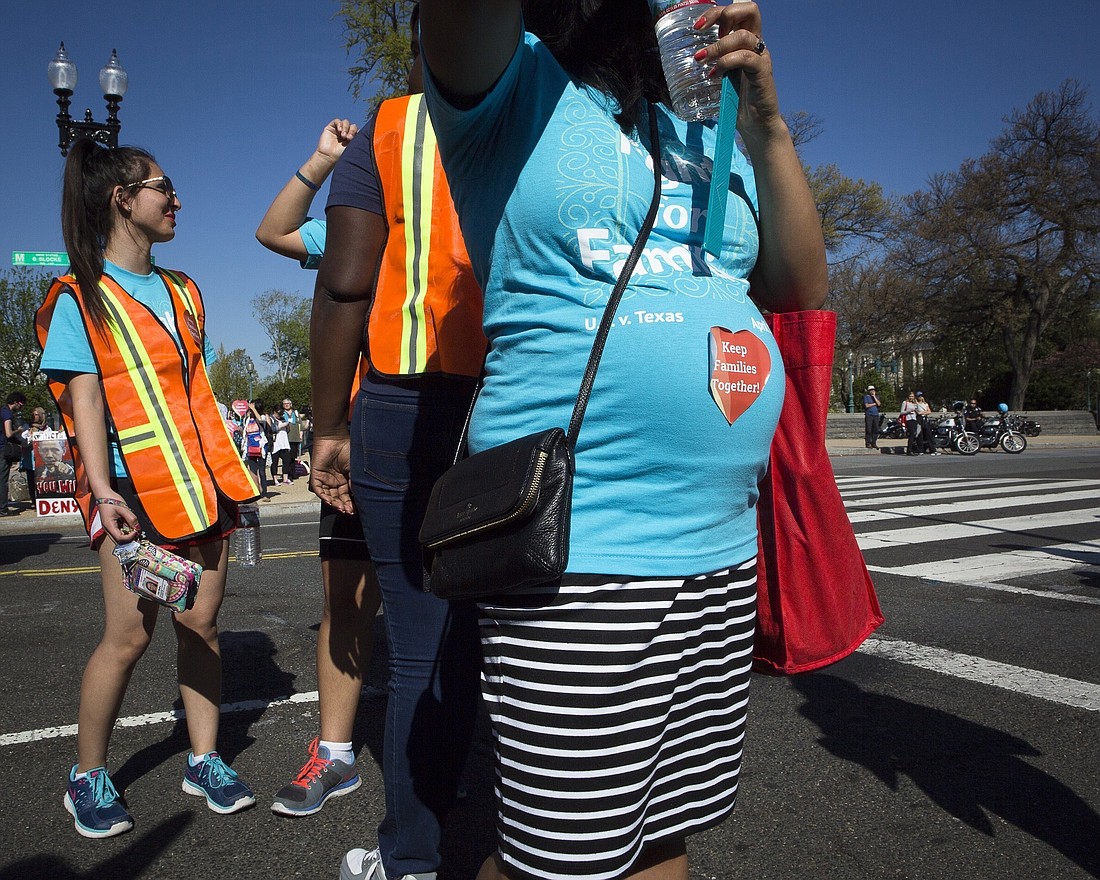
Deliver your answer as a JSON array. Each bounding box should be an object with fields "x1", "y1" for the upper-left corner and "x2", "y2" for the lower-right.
[{"x1": 350, "y1": 374, "x2": 480, "y2": 878}]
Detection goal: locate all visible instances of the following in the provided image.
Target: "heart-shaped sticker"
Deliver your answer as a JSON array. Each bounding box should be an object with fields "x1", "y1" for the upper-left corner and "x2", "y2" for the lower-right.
[{"x1": 708, "y1": 327, "x2": 771, "y2": 425}]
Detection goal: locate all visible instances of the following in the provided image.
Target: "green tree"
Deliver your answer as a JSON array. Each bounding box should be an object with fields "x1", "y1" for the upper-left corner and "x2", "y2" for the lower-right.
[
  {"x1": 808, "y1": 164, "x2": 893, "y2": 260},
  {"x1": 0, "y1": 267, "x2": 52, "y2": 409},
  {"x1": 896, "y1": 80, "x2": 1100, "y2": 409},
  {"x1": 252, "y1": 290, "x2": 311, "y2": 385},
  {"x1": 207, "y1": 345, "x2": 259, "y2": 404},
  {"x1": 338, "y1": 0, "x2": 417, "y2": 108}
]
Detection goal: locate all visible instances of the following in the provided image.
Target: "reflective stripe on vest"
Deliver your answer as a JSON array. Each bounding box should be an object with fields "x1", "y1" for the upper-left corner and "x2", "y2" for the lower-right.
[
  {"x1": 369, "y1": 94, "x2": 485, "y2": 378},
  {"x1": 97, "y1": 280, "x2": 211, "y2": 534},
  {"x1": 399, "y1": 96, "x2": 434, "y2": 374}
]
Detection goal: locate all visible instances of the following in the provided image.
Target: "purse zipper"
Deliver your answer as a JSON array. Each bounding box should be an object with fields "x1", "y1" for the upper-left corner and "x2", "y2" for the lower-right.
[{"x1": 427, "y1": 450, "x2": 549, "y2": 548}]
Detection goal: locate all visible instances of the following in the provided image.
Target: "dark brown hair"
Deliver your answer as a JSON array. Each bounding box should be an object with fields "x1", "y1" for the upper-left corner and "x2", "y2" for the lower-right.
[
  {"x1": 522, "y1": 0, "x2": 669, "y2": 133},
  {"x1": 61, "y1": 138, "x2": 155, "y2": 333}
]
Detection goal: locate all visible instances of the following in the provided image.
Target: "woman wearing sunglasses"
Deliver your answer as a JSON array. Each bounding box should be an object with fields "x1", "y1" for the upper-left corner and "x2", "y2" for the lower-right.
[{"x1": 36, "y1": 138, "x2": 260, "y2": 838}]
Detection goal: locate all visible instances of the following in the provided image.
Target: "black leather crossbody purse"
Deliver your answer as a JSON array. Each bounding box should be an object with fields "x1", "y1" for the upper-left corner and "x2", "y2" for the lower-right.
[{"x1": 419, "y1": 106, "x2": 663, "y2": 601}]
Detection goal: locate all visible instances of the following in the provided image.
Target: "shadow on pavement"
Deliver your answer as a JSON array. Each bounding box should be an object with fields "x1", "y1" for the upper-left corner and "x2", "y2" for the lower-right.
[
  {"x1": 0, "y1": 814, "x2": 193, "y2": 880},
  {"x1": 792, "y1": 672, "x2": 1100, "y2": 878},
  {"x1": 111, "y1": 630, "x2": 295, "y2": 794},
  {"x1": 0, "y1": 531, "x2": 70, "y2": 565}
]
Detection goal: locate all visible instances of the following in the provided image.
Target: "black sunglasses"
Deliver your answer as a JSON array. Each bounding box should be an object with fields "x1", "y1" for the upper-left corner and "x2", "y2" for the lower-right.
[{"x1": 126, "y1": 175, "x2": 178, "y2": 203}]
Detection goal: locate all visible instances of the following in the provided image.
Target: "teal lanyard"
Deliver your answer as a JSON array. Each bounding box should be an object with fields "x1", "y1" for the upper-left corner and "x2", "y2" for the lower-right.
[{"x1": 703, "y1": 75, "x2": 740, "y2": 257}]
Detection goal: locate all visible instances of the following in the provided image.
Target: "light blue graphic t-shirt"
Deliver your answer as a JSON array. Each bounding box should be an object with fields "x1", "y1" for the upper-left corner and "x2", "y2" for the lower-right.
[
  {"x1": 298, "y1": 217, "x2": 327, "y2": 269},
  {"x1": 425, "y1": 33, "x2": 785, "y2": 576},
  {"x1": 40, "y1": 261, "x2": 217, "y2": 477}
]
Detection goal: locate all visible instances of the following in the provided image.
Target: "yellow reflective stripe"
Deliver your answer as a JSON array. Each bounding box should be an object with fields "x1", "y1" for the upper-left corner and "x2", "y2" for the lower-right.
[
  {"x1": 98, "y1": 281, "x2": 209, "y2": 533},
  {"x1": 400, "y1": 95, "x2": 433, "y2": 374},
  {"x1": 160, "y1": 269, "x2": 197, "y2": 316}
]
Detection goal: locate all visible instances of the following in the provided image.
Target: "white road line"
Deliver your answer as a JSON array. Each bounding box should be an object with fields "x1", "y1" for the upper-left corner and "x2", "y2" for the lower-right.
[
  {"x1": 5, "y1": 635, "x2": 1099, "y2": 747},
  {"x1": 865, "y1": 565, "x2": 1100, "y2": 605},
  {"x1": 845, "y1": 488, "x2": 1100, "y2": 521},
  {"x1": 0, "y1": 691, "x2": 320, "y2": 747},
  {"x1": 842, "y1": 479, "x2": 1100, "y2": 503},
  {"x1": 866, "y1": 540, "x2": 1100, "y2": 582},
  {"x1": 858, "y1": 637, "x2": 1100, "y2": 711},
  {"x1": 855, "y1": 507, "x2": 1100, "y2": 550}
]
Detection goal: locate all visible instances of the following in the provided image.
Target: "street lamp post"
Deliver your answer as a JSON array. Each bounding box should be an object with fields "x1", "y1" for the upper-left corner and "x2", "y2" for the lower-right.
[
  {"x1": 846, "y1": 350, "x2": 855, "y2": 413},
  {"x1": 48, "y1": 42, "x2": 128, "y2": 156}
]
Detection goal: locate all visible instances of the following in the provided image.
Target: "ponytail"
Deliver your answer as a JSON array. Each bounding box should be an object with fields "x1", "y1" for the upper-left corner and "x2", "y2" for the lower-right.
[{"x1": 60, "y1": 138, "x2": 155, "y2": 334}]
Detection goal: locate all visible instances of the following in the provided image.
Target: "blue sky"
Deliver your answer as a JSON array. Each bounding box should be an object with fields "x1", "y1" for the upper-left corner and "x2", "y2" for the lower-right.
[{"x1": 3, "y1": 1, "x2": 1098, "y2": 377}]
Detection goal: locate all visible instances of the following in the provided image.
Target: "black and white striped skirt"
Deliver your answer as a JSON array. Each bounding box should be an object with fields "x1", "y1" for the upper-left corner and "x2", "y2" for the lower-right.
[{"x1": 478, "y1": 560, "x2": 757, "y2": 880}]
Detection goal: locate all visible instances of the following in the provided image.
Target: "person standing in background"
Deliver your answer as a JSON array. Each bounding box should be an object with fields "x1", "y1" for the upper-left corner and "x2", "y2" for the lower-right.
[
  {"x1": 862, "y1": 384, "x2": 881, "y2": 449},
  {"x1": 1, "y1": 392, "x2": 26, "y2": 515},
  {"x1": 915, "y1": 392, "x2": 938, "y2": 454},
  {"x1": 21, "y1": 405, "x2": 49, "y2": 504},
  {"x1": 901, "y1": 390, "x2": 921, "y2": 455},
  {"x1": 272, "y1": 398, "x2": 308, "y2": 483},
  {"x1": 257, "y1": 119, "x2": 385, "y2": 820}
]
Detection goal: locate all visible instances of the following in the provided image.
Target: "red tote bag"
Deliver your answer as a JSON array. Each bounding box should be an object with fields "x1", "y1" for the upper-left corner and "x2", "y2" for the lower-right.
[{"x1": 753, "y1": 310, "x2": 884, "y2": 674}]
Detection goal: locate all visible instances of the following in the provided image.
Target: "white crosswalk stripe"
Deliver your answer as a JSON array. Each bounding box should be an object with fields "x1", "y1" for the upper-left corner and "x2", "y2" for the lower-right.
[{"x1": 841, "y1": 476, "x2": 1100, "y2": 588}]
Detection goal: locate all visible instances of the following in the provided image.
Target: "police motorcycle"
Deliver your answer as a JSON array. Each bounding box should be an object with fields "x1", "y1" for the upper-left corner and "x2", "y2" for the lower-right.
[
  {"x1": 1017, "y1": 414, "x2": 1042, "y2": 436},
  {"x1": 930, "y1": 406, "x2": 981, "y2": 455},
  {"x1": 975, "y1": 403, "x2": 1028, "y2": 454}
]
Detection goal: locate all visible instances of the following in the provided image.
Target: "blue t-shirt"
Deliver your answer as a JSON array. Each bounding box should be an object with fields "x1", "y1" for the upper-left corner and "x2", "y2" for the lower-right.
[
  {"x1": 425, "y1": 33, "x2": 784, "y2": 576},
  {"x1": 863, "y1": 394, "x2": 879, "y2": 416},
  {"x1": 40, "y1": 260, "x2": 218, "y2": 477},
  {"x1": 298, "y1": 217, "x2": 327, "y2": 269}
]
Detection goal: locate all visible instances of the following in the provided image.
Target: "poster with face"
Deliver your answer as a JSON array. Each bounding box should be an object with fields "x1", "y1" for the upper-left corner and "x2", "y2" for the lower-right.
[{"x1": 33, "y1": 430, "x2": 79, "y2": 516}]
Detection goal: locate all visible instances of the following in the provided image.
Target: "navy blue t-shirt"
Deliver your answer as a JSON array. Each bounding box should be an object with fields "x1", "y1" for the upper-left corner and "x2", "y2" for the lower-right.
[{"x1": 326, "y1": 114, "x2": 383, "y2": 216}]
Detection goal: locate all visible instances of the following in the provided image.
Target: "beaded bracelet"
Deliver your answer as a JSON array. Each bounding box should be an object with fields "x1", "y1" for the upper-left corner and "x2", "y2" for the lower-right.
[
  {"x1": 95, "y1": 497, "x2": 131, "y2": 510},
  {"x1": 295, "y1": 170, "x2": 321, "y2": 192}
]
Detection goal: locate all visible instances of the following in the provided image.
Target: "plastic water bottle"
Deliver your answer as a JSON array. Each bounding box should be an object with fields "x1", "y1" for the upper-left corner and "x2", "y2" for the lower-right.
[
  {"x1": 235, "y1": 503, "x2": 262, "y2": 567},
  {"x1": 651, "y1": 0, "x2": 722, "y2": 121}
]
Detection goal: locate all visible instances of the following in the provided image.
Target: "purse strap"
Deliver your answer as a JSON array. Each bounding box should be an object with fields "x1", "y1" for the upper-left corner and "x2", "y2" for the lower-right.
[
  {"x1": 567, "y1": 103, "x2": 663, "y2": 447},
  {"x1": 452, "y1": 103, "x2": 664, "y2": 463}
]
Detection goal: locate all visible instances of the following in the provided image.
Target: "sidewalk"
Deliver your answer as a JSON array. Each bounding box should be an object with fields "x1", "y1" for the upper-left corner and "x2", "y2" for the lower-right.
[
  {"x1": 0, "y1": 473, "x2": 321, "y2": 535},
  {"x1": 4, "y1": 436, "x2": 1099, "y2": 533}
]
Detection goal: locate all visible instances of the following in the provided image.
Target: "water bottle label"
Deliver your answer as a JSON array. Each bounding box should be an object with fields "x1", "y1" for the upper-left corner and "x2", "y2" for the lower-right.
[{"x1": 649, "y1": 0, "x2": 715, "y2": 21}]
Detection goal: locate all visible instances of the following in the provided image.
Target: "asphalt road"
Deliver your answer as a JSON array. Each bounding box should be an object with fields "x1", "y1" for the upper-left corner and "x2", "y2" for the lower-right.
[{"x1": 1, "y1": 449, "x2": 1097, "y2": 880}]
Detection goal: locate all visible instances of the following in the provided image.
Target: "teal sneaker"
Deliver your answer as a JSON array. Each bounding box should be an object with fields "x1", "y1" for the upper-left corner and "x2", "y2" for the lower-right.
[
  {"x1": 181, "y1": 752, "x2": 255, "y2": 814},
  {"x1": 63, "y1": 765, "x2": 134, "y2": 839}
]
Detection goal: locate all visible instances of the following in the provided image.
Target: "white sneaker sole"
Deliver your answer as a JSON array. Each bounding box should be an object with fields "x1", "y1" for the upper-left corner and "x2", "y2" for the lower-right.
[
  {"x1": 181, "y1": 778, "x2": 256, "y2": 814},
  {"x1": 270, "y1": 774, "x2": 362, "y2": 817},
  {"x1": 63, "y1": 791, "x2": 133, "y2": 839}
]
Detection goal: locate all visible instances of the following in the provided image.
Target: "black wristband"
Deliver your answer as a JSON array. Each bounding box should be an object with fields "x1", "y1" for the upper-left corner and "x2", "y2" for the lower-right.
[{"x1": 295, "y1": 170, "x2": 321, "y2": 192}]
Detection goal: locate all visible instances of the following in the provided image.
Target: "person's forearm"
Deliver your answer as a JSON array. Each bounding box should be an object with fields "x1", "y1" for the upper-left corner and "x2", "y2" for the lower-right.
[
  {"x1": 310, "y1": 284, "x2": 369, "y2": 438},
  {"x1": 68, "y1": 372, "x2": 114, "y2": 498},
  {"x1": 744, "y1": 121, "x2": 829, "y2": 314},
  {"x1": 256, "y1": 152, "x2": 336, "y2": 259}
]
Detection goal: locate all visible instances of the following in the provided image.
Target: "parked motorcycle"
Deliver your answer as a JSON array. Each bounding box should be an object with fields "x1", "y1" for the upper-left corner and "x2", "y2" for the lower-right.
[
  {"x1": 1007, "y1": 413, "x2": 1042, "y2": 436},
  {"x1": 930, "y1": 411, "x2": 981, "y2": 455},
  {"x1": 976, "y1": 415, "x2": 1028, "y2": 453},
  {"x1": 876, "y1": 413, "x2": 907, "y2": 440}
]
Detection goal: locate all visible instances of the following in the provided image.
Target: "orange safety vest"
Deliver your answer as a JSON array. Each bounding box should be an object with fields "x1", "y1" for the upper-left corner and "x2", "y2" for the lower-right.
[
  {"x1": 369, "y1": 93, "x2": 485, "y2": 377},
  {"x1": 36, "y1": 269, "x2": 259, "y2": 540}
]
